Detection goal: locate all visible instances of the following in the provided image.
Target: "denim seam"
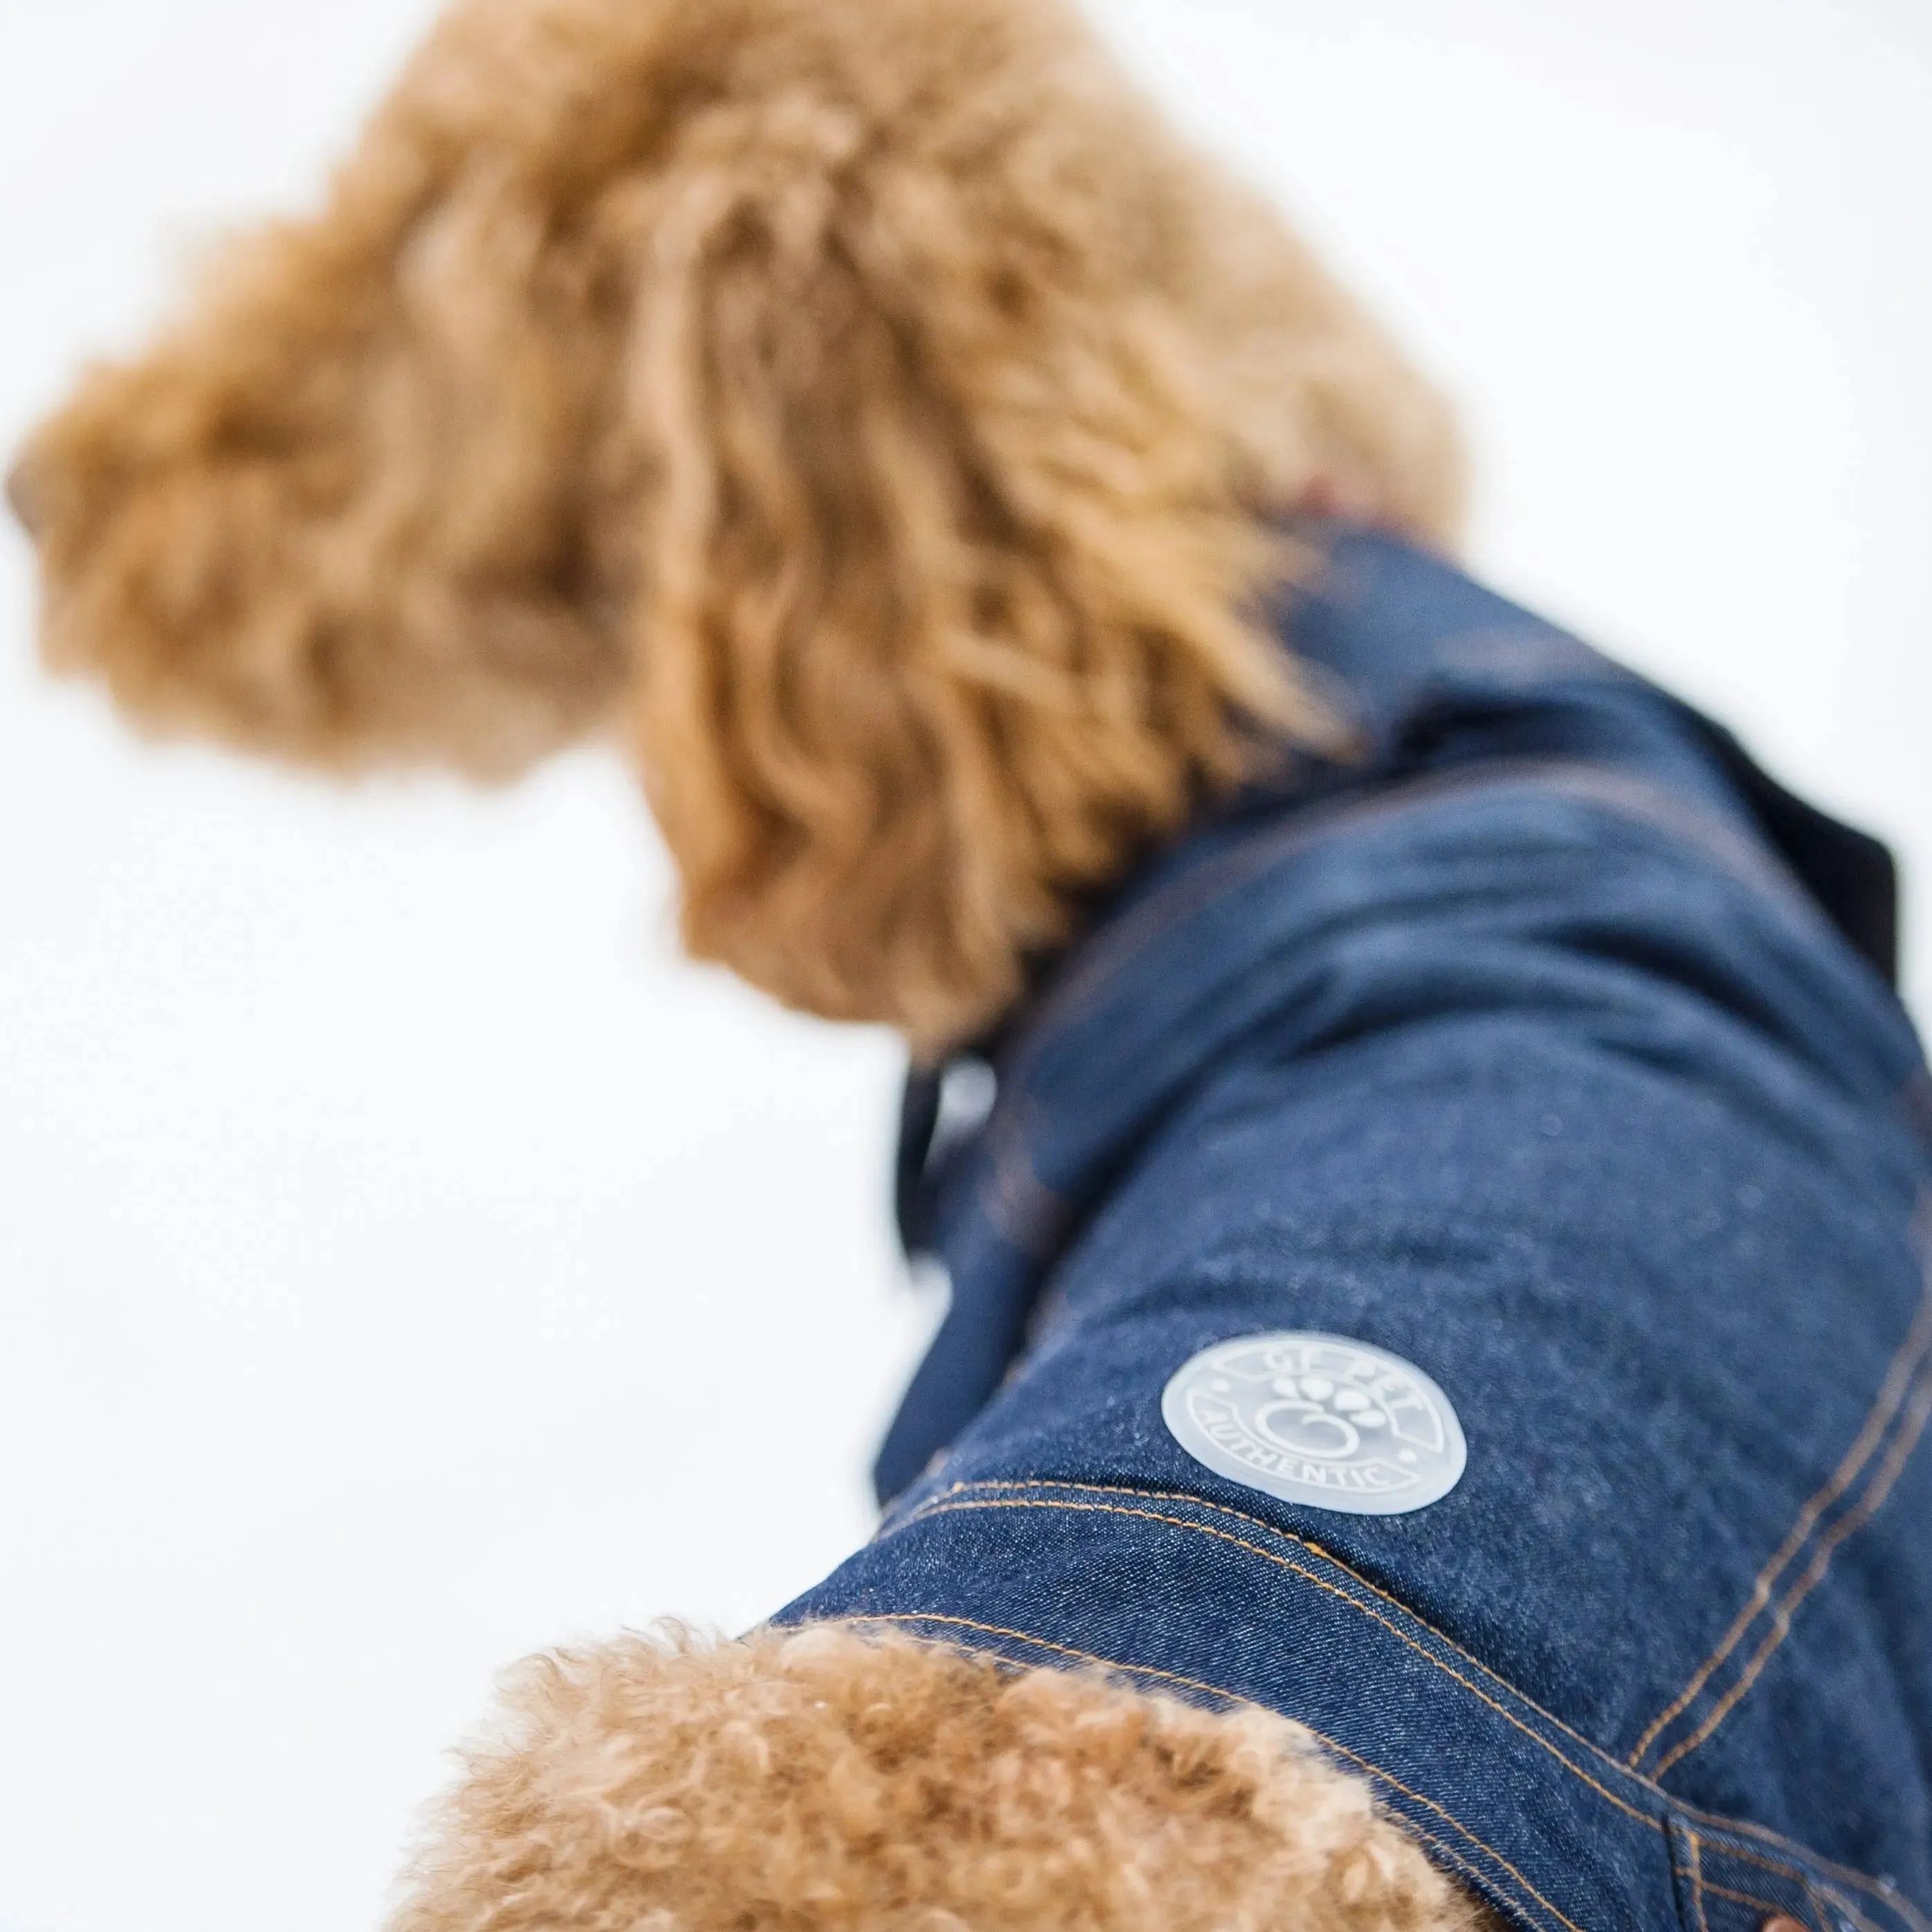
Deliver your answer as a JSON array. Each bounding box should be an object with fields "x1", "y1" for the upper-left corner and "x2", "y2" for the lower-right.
[
  {"x1": 1686, "y1": 1830, "x2": 1713, "y2": 1932},
  {"x1": 1630, "y1": 1267, "x2": 1932, "y2": 1773},
  {"x1": 1652, "y1": 1366, "x2": 1932, "y2": 1778},
  {"x1": 1632, "y1": 1275, "x2": 1932, "y2": 1762},
  {"x1": 1700, "y1": 1876, "x2": 1792, "y2": 1919},
  {"x1": 1405, "y1": 1823, "x2": 1534, "y2": 1932},
  {"x1": 1693, "y1": 1868, "x2": 1875, "y2": 1932},
  {"x1": 903, "y1": 1476, "x2": 1625, "y2": 1760},
  {"x1": 1710, "y1": 1840, "x2": 1886, "y2": 1931},
  {"x1": 1679, "y1": 1837, "x2": 1882, "y2": 1932},
  {"x1": 1683, "y1": 1845, "x2": 1863, "y2": 1932},
  {"x1": 900, "y1": 1495, "x2": 1659, "y2": 1823},
  {"x1": 894, "y1": 1477, "x2": 1925, "y2": 1925},
  {"x1": 1699, "y1": 1847, "x2": 1886, "y2": 1932},
  {"x1": 878, "y1": 1488, "x2": 1926, "y2": 1932},
  {"x1": 835, "y1": 1609, "x2": 1593, "y2": 1932}
]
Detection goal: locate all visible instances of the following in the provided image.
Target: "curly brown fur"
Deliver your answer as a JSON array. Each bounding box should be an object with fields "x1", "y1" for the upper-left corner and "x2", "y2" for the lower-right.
[
  {"x1": 10, "y1": 0, "x2": 1461, "y2": 1048},
  {"x1": 391, "y1": 1621, "x2": 1488, "y2": 1932}
]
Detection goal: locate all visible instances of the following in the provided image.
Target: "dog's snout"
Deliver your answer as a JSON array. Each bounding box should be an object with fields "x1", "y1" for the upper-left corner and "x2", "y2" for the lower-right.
[{"x1": 6, "y1": 445, "x2": 47, "y2": 539}]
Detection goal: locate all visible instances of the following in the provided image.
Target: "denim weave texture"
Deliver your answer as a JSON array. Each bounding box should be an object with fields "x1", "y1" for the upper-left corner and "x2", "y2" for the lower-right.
[{"x1": 781, "y1": 528, "x2": 1932, "y2": 1932}]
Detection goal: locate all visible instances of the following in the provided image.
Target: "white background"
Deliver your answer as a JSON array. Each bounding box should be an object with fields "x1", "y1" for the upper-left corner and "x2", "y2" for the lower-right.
[{"x1": 2, "y1": 3, "x2": 1929, "y2": 1928}]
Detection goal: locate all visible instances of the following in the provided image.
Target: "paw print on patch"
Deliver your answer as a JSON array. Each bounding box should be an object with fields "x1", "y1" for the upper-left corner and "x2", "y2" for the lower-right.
[
  {"x1": 1169, "y1": 1332, "x2": 1463, "y2": 1513},
  {"x1": 1253, "y1": 1371, "x2": 1392, "y2": 1462}
]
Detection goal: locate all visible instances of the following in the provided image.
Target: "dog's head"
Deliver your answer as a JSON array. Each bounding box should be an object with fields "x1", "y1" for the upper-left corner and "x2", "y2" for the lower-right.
[{"x1": 10, "y1": 0, "x2": 1462, "y2": 1048}]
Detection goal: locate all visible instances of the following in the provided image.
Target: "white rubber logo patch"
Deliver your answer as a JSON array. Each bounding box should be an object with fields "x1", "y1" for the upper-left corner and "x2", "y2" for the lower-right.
[{"x1": 1162, "y1": 1331, "x2": 1466, "y2": 1515}]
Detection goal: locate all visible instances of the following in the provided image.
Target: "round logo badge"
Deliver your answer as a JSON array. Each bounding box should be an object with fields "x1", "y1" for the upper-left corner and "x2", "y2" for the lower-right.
[{"x1": 1161, "y1": 1331, "x2": 1466, "y2": 1515}]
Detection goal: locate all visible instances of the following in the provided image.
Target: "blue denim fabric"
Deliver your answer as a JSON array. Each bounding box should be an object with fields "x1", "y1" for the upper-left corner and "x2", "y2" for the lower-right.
[{"x1": 777, "y1": 527, "x2": 1932, "y2": 1932}]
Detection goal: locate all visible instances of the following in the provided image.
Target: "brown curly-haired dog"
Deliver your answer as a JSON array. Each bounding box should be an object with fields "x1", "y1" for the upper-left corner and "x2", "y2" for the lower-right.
[{"x1": 11, "y1": 0, "x2": 1475, "y2": 1925}]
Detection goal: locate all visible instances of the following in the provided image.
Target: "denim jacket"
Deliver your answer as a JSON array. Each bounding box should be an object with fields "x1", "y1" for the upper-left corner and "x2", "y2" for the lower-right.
[{"x1": 779, "y1": 527, "x2": 1932, "y2": 1932}]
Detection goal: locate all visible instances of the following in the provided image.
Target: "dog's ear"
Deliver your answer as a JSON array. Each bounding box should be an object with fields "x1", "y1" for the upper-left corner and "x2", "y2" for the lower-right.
[
  {"x1": 608, "y1": 0, "x2": 1464, "y2": 1045},
  {"x1": 620, "y1": 74, "x2": 1310, "y2": 1044},
  {"x1": 7, "y1": 15, "x2": 640, "y2": 778},
  {"x1": 11, "y1": 0, "x2": 1462, "y2": 1045}
]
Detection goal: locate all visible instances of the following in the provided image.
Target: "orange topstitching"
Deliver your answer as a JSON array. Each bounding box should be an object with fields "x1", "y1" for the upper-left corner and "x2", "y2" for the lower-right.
[
  {"x1": 875, "y1": 1479, "x2": 1926, "y2": 1932},
  {"x1": 1628, "y1": 1275, "x2": 1932, "y2": 1770}
]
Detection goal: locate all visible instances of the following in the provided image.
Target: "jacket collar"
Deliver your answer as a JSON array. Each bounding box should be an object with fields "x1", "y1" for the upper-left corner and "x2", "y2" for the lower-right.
[{"x1": 875, "y1": 520, "x2": 1901, "y2": 1503}]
